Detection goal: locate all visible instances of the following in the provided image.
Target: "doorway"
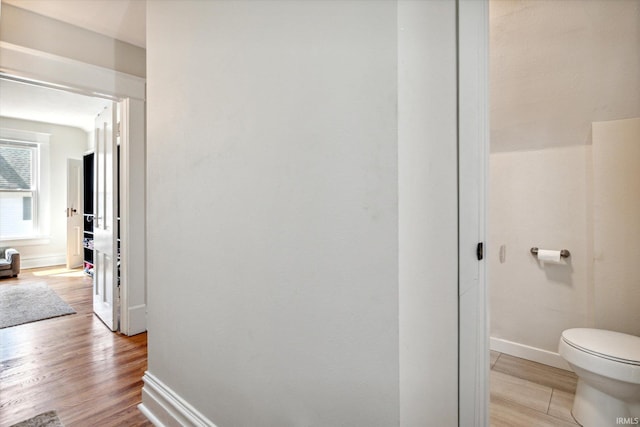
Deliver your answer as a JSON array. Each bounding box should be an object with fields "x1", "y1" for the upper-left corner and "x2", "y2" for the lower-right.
[
  {"x1": 0, "y1": 42, "x2": 147, "y2": 336},
  {"x1": 487, "y1": 0, "x2": 640, "y2": 425},
  {"x1": 0, "y1": 77, "x2": 111, "y2": 270}
]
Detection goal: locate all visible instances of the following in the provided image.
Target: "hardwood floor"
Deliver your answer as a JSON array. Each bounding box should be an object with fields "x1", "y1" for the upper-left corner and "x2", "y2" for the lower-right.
[
  {"x1": 0, "y1": 267, "x2": 152, "y2": 426},
  {"x1": 490, "y1": 350, "x2": 580, "y2": 426}
]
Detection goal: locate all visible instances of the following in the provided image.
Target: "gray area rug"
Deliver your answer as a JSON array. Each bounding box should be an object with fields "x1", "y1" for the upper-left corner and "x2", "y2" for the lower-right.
[
  {"x1": 9, "y1": 411, "x2": 64, "y2": 427},
  {"x1": 0, "y1": 283, "x2": 76, "y2": 329}
]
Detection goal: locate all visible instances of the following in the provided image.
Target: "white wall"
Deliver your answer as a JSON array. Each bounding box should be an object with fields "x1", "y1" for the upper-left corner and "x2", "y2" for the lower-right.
[
  {"x1": 489, "y1": 0, "x2": 640, "y2": 365},
  {"x1": 146, "y1": 1, "x2": 399, "y2": 425},
  {"x1": 593, "y1": 118, "x2": 640, "y2": 337},
  {"x1": 490, "y1": 0, "x2": 640, "y2": 153},
  {"x1": 490, "y1": 146, "x2": 592, "y2": 354},
  {"x1": 0, "y1": 3, "x2": 145, "y2": 78},
  {"x1": 0, "y1": 116, "x2": 88, "y2": 268},
  {"x1": 145, "y1": 1, "x2": 460, "y2": 426},
  {"x1": 398, "y1": 1, "x2": 458, "y2": 425}
]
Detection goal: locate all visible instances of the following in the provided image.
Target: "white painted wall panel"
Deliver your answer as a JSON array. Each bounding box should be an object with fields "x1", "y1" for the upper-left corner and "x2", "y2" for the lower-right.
[
  {"x1": 398, "y1": 1, "x2": 458, "y2": 425},
  {"x1": 490, "y1": 147, "x2": 591, "y2": 352},
  {"x1": 146, "y1": 2, "x2": 399, "y2": 425},
  {"x1": 593, "y1": 117, "x2": 640, "y2": 336},
  {"x1": 146, "y1": 1, "x2": 464, "y2": 424}
]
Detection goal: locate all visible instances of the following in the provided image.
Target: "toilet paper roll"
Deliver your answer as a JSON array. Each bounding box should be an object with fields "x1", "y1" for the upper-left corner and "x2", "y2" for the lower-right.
[{"x1": 537, "y1": 249, "x2": 562, "y2": 264}]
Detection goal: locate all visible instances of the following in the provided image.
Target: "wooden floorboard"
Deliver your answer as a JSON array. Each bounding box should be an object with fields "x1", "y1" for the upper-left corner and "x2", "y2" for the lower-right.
[
  {"x1": 0, "y1": 267, "x2": 152, "y2": 426},
  {"x1": 490, "y1": 351, "x2": 579, "y2": 426},
  {"x1": 493, "y1": 353, "x2": 578, "y2": 394}
]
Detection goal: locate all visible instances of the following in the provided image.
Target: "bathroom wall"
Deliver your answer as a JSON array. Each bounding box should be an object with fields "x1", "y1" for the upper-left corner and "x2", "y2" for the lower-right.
[
  {"x1": 491, "y1": 0, "x2": 640, "y2": 153},
  {"x1": 592, "y1": 118, "x2": 640, "y2": 337},
  {"x1": 490, "y1": 146, "x2": 592, "y2": 362},
  {"x1": 490, "y1": 0, "x2": 640, "y2": 366}
]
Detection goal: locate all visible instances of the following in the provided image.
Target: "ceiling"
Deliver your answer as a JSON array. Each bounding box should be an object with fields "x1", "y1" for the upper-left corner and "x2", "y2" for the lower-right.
[
  {"x1": 2, "y1": 0, "x2": 146, "y2": 48},
  {"x1": 0, "y1": 1, "x2": 143, "y2": 132},
  {"x1": 0, "y1": 78, "x2": 110, "y2": 133}
]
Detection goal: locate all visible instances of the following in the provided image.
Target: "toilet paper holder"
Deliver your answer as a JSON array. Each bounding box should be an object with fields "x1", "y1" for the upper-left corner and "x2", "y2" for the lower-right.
[{"x1": 530, "y1": 247, "x2": 570, "y2": 258}]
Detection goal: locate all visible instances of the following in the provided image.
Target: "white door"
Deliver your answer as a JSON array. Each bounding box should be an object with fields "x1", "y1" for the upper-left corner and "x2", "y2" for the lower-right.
[
  {"x1": 93, "y1": 103, "x2": 119, "y2": 331},
  {"x1": 66, "y1": 158, "x2": 84, "y2": 269}
]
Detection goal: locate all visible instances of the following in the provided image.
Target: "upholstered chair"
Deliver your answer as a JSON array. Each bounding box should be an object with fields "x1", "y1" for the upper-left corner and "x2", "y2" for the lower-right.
[{"x1": 0, "y1": 248, "x2": 20, "y2": 278}]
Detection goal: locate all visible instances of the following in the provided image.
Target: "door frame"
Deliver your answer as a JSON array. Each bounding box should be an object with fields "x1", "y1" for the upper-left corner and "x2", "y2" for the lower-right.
[
  {"x1": 457, "y1": 0, "x2": 489, "y2": 426},
  {"x1": 0, "y1": 41, "x2": 147, "y2": 336}
]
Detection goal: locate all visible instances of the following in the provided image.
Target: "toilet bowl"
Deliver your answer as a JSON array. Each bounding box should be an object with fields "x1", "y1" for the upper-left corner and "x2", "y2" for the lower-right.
[{"x1": 559, "y1": 328, "x2": 640, "y2": 427}]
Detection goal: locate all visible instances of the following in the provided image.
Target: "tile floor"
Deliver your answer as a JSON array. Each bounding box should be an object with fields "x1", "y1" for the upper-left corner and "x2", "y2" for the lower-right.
[{"x1": 490, "y1": 351, "x2": 580, "y2": 427}]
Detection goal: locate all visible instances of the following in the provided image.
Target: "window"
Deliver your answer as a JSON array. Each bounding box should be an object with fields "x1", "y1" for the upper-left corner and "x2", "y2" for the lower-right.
[{"x1": 0, "y1": 141, "x2": 39, "y2": 239}]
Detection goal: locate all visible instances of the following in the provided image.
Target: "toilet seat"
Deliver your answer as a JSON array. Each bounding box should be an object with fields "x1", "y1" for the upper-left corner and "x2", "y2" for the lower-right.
[
  {"x1": 561, "y1": 328, "x2": 640, "y2": 366},
  {"x1": 559, "y1": 328, "x2": 640, "y2": 426},
  {"x1": 559, "y1": 328, "x2": 640, "y2": 384}
]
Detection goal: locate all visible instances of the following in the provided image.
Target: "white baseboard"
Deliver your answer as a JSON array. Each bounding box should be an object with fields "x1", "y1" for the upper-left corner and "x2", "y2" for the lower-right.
[
  {"x1": 21, "y1": 254, "x2": 67, "y2": 270},
  {"x1": 139, "y1": 372, "x2": 217, "y2": 427},
  {"x1": 490, "y1": 336, "x2": 572, "y2": 371},
  {"x1": 124, "y1": 304, "x2": 147, "y2": 336}
]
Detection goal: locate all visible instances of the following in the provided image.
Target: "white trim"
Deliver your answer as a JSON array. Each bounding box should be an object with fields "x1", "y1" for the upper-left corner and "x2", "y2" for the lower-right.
[
  {"x1": 20, "y1": 253, "x2": 67, "y2": 269},
  {"x1": 457, "y1": 0, "x2": 489, "y2": 426},
  {"x1": 490, "y1": 337, "x2": 572, "y2": 371},
  {"x1": 0, "y1": 236, "x2": 51, "y2": 246},
  {"x1": 139, "y1": 372, "x2": 219, "y2": 427},
  {"x1": 0, "y1": 128, "x2": 52, "y2": 143},
  {"x1": 126, "y1": 304, "x2": 147, "y2": 336},
  {"x1": 138, "y1": 404, "x2": 165, "y2": 427},
  {"x1": 0, "y1": 42, "x2": 145, "y2": 101}
]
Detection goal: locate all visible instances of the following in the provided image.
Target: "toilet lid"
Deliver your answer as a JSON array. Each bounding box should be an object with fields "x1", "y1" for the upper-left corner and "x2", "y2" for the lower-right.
[{"x1": 562, "y1": 328, "x2": 640, "y2": 365}]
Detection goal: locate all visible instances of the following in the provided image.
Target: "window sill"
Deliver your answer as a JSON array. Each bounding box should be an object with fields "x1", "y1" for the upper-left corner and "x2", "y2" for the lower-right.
[{"x1": 0, "y1": 236, "x2": 51, "y2": 246}]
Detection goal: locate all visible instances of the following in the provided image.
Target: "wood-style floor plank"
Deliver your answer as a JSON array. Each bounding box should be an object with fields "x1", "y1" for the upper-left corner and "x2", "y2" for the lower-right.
[
  {"x1": 548, "y1": 389, "x2": 577, "y2": 424},
  {"x1": 490, "y1": 370, "x2": 553, "y2": 413},
  {"x1": 0, "y1": 267, "x2": 151, "y2": 426},
  {"x1": 491, "y1": 395, "x2": 578, "y2": 427},
  {"x1": 493, "y1": 353, "x2": 578, "y2": 394},
  {"x1": 490, "y1": 351, "x2": 579, "y2": 426}
]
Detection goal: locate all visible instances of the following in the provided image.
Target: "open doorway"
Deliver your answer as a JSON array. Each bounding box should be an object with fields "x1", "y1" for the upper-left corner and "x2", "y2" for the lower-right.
[
  {"x1": 487, "y1": 0, "x2": 640, "y2": 425},
  {"x1": 0, "y1": 77, "x2": 111, "y2": 272},
  {"x1": 0, "y1": 76, "x2": 151, "y2": 426},
  {"x1": 0, "y1": 41, "x2": 147, "y2": 337}
]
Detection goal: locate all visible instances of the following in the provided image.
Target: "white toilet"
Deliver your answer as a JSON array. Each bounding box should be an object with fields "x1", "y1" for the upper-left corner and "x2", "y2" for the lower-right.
[{"x1": 559, "y1": 328, "x2": 640, "y2": 427}]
